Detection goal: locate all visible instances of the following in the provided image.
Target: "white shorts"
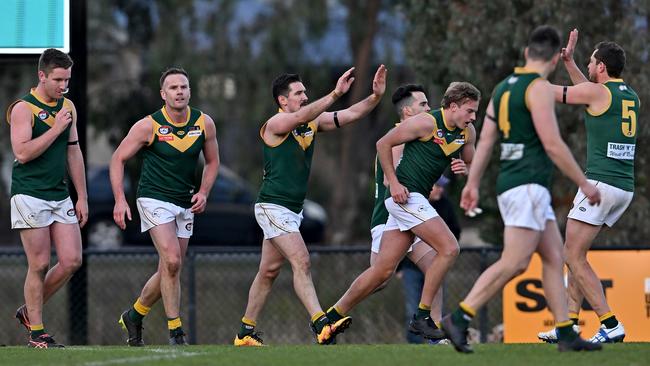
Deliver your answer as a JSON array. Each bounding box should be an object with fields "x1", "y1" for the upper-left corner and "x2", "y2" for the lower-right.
[
  {"x1": 497, "y1": 184, "x2": 556, "y2": 231},
  {"x1": 384, "y1": 192, "x2": 439, "y2": 232},
  {"x1": 254, "y1": 203, "x2": 303, "y2": 240},
  {"x1": 10, "y1": 194, "x2": 78, "y2": 229},
  {"x1": 136, "y1": 197, "x2": 194, "y2": 238},
  {"x1": 568, "y1": 180, "x2": 633, "y2": 227},
  {"x1": 370, "y1": 224, "x2": 420, "y2": 254}
]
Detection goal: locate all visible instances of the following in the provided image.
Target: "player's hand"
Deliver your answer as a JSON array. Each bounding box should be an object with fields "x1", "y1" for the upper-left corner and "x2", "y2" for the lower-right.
[
  {"x1": 561, "y1": 28, "x2": 578, "y2": 62},
  {"x1": 460, "y1": 183, "x2": 479, "y2": 214},
  {"x1": 580, "y1": 181, "x2": 601, "y2": 206},
  {"x1": 113, "y1": 199, "x2": 132, "y2": 230},
  {"x1": 390, "y1": 181, "x2": 409, "y2": 204},
  {"x1": 53, "y1": 107, "x2": 73, "y2": 134},
  {"x1": 450, "y1": 158, "x2": 468, "y2": 175},
  {"x1": 190, "y1": 192, "x2": 207, "y2": 214},
  {"x1": 76, "y1": 197, "x2": 88, "y2": 228},
  {"x1": 372, "y1": 64, "x2": 387, "y2": 97},
  {"x1": 334, "y1": 67, "x2": 355, "y2": 96}
]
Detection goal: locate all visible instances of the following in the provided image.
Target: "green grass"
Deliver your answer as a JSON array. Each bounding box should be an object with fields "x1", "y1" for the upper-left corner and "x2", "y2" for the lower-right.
[{"x1": 1, "y1": 344, "x2": 649, "y2": 366}]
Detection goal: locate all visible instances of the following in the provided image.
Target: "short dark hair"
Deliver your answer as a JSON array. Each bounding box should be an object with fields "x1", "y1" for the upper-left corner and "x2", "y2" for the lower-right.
[
  {"x1": 441, "y1": 82, "x2": 481, "y2": 108},
  {"x1": 594, "y1": 41, "x2": 626, "y2": 78},
  {"x1": 392, "y1": 84, "x2": 426, "y2": 117},
  {"x1": 160, "y1": 67, "x2": 189, "y2": 88},
  {"x1": 527, "y1": 25, "x2": 561, "y2": 61},
  {"x1": 272, "y1": 73, "x2": 302, "y2": 108},
  {"x1": 38, "y1": 48, "x2": 73, "y2": 76}
]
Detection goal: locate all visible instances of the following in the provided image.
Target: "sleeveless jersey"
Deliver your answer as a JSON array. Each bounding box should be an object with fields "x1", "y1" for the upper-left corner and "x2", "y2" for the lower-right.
[
  {"x1": 256, "y1": 113, "x2": 317, "y2": 213},
  {"x1": 7, "y1": 89, "x2": 73, "y2": 201},
  {"x1": 390, "y1": 108, "x2": 467, "y2": 198},
  {"x1": 137, "y1": 106, "x2": 206, "y2": 208},
  {"x1": 492, "y1": 67, "x2": 553, "y2": 194},
  {"x1": 583, "y1": 79, "x2": 638, "y2": 192}
]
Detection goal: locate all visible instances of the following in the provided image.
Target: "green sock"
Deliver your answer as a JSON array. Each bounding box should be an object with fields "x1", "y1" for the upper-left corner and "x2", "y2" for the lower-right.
[
  {"x1": 570, "y1": 317, "x2": 579, "y2": 326},
  {"x1": 451, "y1": 307, "x2": 473, "y2": 329},
  {"x1": 556, "y1": 321, "x2": 578, "y2": 342},
  {"x1": 169, "y1": 327, "x2": 184, "y2": 337},
  {"x1": 238, "y1": 322, "x2": 255, "y2": 338},
  {"x1": 128, "y1": 308, "x2": 145, "y2": 323},
  {"x1": 30, "y1": 328, "x2": 46, "y2": 339},
  {"x1": 601, "y1": 315, "x2": 618, "y2": 329},
  {"x1": 312, "y1": 315, "x2": 330, "y2": 334},
  {"x1": 416, "y1": 307, "x2": 430, "y2": 320},
  {"x1": 326, "y1": 306, "x2": 344, "y2": 322}
]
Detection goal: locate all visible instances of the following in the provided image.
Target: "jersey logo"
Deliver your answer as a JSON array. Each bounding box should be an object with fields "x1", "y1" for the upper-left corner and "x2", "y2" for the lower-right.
[
  {"x1": 37, "y1": 110, "x2": 49, "y2": 120},
  {"x1": 619, "y1": 85, "x2": 628, "y2": 91},
  {"x1": 158, "y1": 126, "x2": 171, "y2": 135},
  {"x1": 177, "y1": 130, "x2": 186, "y2": 136},
  {"x1": 508, "y1": 76, "x2": 518, "y2": 84},
  {"x1": 436, "y1": 129, "x2": 444, "y2": 138},
  {"x1": 158, "y1": 135, "x2": 174, "y2": 141},
  {"x1": 291, "y1": 121, "x2": 317, "y2": 150}
]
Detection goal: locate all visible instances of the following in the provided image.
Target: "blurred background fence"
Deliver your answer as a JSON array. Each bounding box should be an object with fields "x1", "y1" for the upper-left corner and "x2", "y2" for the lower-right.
[{"x1": 0, "y1": 246, "x2": 503, "y2": 346}]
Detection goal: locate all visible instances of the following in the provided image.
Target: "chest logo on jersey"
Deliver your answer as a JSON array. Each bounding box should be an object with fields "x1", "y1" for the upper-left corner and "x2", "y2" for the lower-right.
[
  {"x1": 187, "y1": 126, "x2": 202, "y2": 137},
  {"x1": 292, "y1": 123, "x2": 316, "y2": 150},
  {"x1": 37, "y1": 110, "x2": 49, "y2": 121},
  {"x1": 158, "y1": 126, "x2": 171, "y2": 135},
  {"x1": 177, "y1": 130, "x2": 185, "y2": 136},
  {"x1": 158, "y1": 135, "x2": 174, "y2": 141},
  {"x1": 436, "y1": 129, "x2": 444, "y2": 138}
]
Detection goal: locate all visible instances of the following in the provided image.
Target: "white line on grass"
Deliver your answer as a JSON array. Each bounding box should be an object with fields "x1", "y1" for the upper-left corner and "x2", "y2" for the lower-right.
[{"x1": 82, "y1": 350, "x2": 204, "y2": 366}]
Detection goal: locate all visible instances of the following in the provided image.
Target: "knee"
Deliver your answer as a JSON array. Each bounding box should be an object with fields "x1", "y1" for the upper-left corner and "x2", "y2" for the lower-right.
[
  {"x1": 60, "y1": 255, "x2": 82, "y2": 273},
  {"x1": 29, "y1": 261, "x2": 49, "y2": 277},
  {"x1": 260, "y1": 263, "x2": 282, "y2": 281},
  {"x1": 163, "y1": 255, "x2": 182, "y2": 275},
  {"x1": 511, "y1": 259, "x2": 530, "y2": 277},
  {"x1": 291, "y1": 255, "x2": 311, "y2": 275},
  {"x1": 438, "y1": 242, "x2": 460, "y2": 259}
]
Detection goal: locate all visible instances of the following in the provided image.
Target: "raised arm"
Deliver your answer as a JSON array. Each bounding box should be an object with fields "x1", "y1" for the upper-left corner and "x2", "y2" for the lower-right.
[
  {"x1": 10, "y1": 101, "x2": 73, "y2": 164},
  {"x1": 529, "y1": 79, "x2": 600, "y2": 205},
  {"x1": 460, "y1": 101, "x2": 498, "y2": 213},
  {"x1": 65, "y1": 101, "x2": 88, "y2": 227},
  {"x1": 376, "y1": 113, "x2": 434, "y2": 204},
  {"x1": 265, "y1": 67, "x2": 356, "y2": 136},
  {"x1": 561, "y1": 29, "x2": 589, "y2": 85},
  {"x1": 317, "y1": 64, "x2": 387, "y2": 131},
  {"x1": 191, "y1": 115, "x2": 220, "y2": 214},
  {"x1": 110, "y1": 118, "x2": 152, "y2": 229},
  {"x1": 551, "y1": 82, "x2": 610, "y2": 108}
]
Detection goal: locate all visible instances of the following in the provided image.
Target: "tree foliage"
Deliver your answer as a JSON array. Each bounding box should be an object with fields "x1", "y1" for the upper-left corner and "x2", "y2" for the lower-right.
[{"x1": 401, "y1": 0, "x2": 650, "y2": 246}]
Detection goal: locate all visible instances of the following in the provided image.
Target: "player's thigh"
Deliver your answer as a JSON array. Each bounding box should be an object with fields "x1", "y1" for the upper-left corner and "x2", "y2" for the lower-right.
[
  {"x1": 149, "y1": 221, "x2": 183, "y2": 258},
  {"x1": 564, "y1": 218, "x2": 601, "y2": 257},
  {"x1": 269, "y1": 232, "x2": 309, "y2": 265},
  {"x1": 501, "y1": 226, "x2": 541, "y2": 267},
  {"x1": 411, "y1": 216, "x2": 458, "y2": 254},
  {"x1": 259, "y1": 239, "x2": 286, "y2": 273},
  {"x1": 50, "y1": 221, "x2": 82, "y2": 264},
  {"x1": 19, "y1": 227, "x2": 53, "y2": 265},
  {"x1": 374, "y1": 229, "x2": 413, "y2": 273},
  {"x1": 409, "y1": 241, "x2": 436, "y2": 272},
  {"x1": 536, "y1": 219, "x2": 564, "y2": 265}
]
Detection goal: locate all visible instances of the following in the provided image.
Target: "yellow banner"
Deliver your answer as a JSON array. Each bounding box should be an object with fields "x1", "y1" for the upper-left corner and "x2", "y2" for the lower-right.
[{"x1": 503, "y1": 250, "x2": 650, "y2": 343}]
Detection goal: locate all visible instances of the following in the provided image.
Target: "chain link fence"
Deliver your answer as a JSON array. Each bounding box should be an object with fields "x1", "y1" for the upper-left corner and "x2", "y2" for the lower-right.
[{"x1": 0, "y1": 246, "x2": 504, "y2": 346}]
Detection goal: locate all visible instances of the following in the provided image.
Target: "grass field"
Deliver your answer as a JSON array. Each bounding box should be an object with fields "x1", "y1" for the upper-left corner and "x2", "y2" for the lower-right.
[{"x1": 1, "y1": 343, "x2": 649, "y2": 366}]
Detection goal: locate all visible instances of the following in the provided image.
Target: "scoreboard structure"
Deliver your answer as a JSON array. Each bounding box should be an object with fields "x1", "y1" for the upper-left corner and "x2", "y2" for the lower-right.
[{"x1": 0, "y1": 0, "x2": 69, "y2": 54}]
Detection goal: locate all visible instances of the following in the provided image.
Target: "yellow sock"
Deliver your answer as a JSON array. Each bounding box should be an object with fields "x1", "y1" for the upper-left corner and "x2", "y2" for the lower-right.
[
  {"x1": 418, "y1": 302, "x2": 431, "y2": 311},
  {"x1": 459, "y1": 302, "x2": 477, "y2": 317},
  {"x1": 598, "y1": 312, "x2": 614, "y2": 322},
  {"x1": 133, "y1": 298, "x2": 151, "y2": 316},
  {"x1": 30, "y1": 323, "x2": 44, "y2": 331},
  {"x1": 167, "y1": 317, "x2": 182, "y2": 330},
  {"x1": 556, "y1": 320, "x2": 573, "y2": 328},
  {"x1": 310, "y1": 311, "x2": 325, "y2": 323},
  {"x1": 242, "y1": 317, "x2": 256, "y2": 327}
]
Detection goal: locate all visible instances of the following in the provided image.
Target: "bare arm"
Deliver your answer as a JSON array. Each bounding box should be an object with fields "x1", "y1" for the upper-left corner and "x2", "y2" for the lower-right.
[
  {"x1": 265, "y1": 67, "x2": 356, "y2": 136},
  {"x1": 382, "y1": 143, "x2": 404, "y2": 188},
  {"x1": 191, "y1": 115, "x2": 220, "y2": 214},
  {"x1": 10, "y1": 102, "x2": 73, "y2": 164},
  {"x1": 529, "y1": 80, "x2": 600, "y2": 204},
  {"x1": 561, "y1": 29, "x2": 589, "y2": 85},
  {"x1": 110, "y1": 118, "x2": 152, "y2": 229},
  {"x1": 376, "y1": 113, "x2": 435, "y2": 204},
  {"x1": 453, "y1": 123, "x2": 477, "y2": 176},
  {"x1": 318, "y1": 64, "x2": 387, "y2": 131},
  {"x1": 65, "y1": 102, "x2": 88, "y2": 227},
  {"x1": 552, "y1": 82, "x2": 609, "y2": 107},
  {"x1": 460, "y1": 102, "x2": 498, "y2": 212}
]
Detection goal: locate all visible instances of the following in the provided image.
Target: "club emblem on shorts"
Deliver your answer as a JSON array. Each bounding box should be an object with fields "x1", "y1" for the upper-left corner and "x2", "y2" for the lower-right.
[
  {"x1": 185, "y1": 223, "x2": 192, "y2": 231},
  {"x1": 579, "y1": 207, "x2": 587, "y2": 212},
  {"x1": 436, "y1": 129, "x2": 444, "y2": 138},
  {"x1": 37, "y1": 110, "x2": 49, "y2": 120},
  {"x1": 66, "y1": 209, "x2": 76, "y2": 217},
  {"x1": 158, "y1": 126, "x2": 171, "y2": 135},
  {"x1": 417, "y1": 205, "x2": 426, "y2": 212}
]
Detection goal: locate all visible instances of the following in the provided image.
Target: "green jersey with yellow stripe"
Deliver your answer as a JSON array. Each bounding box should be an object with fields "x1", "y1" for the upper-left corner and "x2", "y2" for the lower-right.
[
  {"x1": 370, "y1": 154, "x2": 389, "y2": 228},
  {"x1": 7, "y1": 89, "x2": 72, "y2": 201},
  {"x1": 256, "y1": 114, "x2": 317, "y2": 214},
  {"x1": 584, "y1": 79, "x2": 638, "y2": 192},
  {"x1": 137, "y1": 106, "x2": 206, "y2": 208},
  {"x1": 390, "y1": 108, "x2": 467, "y2": 198},
  {"x1": 492, "y1": 67, "x2": 553, "y2": 195}
]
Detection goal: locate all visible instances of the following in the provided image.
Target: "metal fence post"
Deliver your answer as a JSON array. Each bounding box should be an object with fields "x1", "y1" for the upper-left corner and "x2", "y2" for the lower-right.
[{"x1": 187, "y1": 248, "x2": 197, "y2": 344}]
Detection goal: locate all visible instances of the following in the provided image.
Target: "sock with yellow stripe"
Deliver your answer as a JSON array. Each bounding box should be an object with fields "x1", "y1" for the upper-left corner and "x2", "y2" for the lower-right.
[
  {"x1": 128, "y1": 298, "x2": 151, "y2": 323},
  {"x1": 30, "y1": 324, "x2": 46, "y2": 339},
  {"x1": 238, "y1": 317, "x2": 256, "y2": 339},
  {"x1": 452, "y1": 302, "x2": 476, "y2": 329},
  {"x1": 311, "y1": 311, "x2": 329, "y2": 334},
  {"x1": 326, "y1": 306, "x2": 344, "y2": 322},
  {"x1": 599, "y1": 312, "x2": 618, "y2": 329},
  {"x1": 556, "y1": 320, "x2": 578, "y2": 342},
  {"x1": 568, "y1": 312, "x2": 579, "y2": 326},
  {"x1": 415, "y1": 303, "x2": 431, "y2": 320},
  {"x1": 167, "y1": 317, "x2": 183, "y2": 337}
]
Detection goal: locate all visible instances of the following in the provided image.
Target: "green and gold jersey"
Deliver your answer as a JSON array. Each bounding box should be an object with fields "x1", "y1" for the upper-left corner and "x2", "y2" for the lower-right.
[
  {"x1": 7, "y1": 89, "x2": 72, "y2": 201},
  {"x1": 492, "y1": 67, "x2": 553, "y2": 195},
  {"x1": 584, "y1": 79, "x2": 638, "y2": 192},
  {"x1": 390, "y1": 108, "x2": 467, "y2": 198},
  {"x1": 137, "y1": 106, "x2": 206, "y2": 208},
  {"x1": 370, "y1": 123, "x2": 400, "y2": 229},
  {"x1": 256, "y1": 112, "x2": 317, "y2": 214}
]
